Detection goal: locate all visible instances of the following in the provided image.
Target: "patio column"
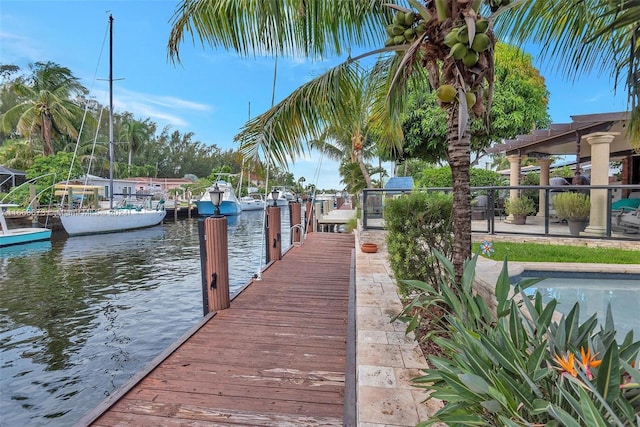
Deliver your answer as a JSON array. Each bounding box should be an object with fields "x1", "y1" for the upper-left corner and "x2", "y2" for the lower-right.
[
  {"x1": 583, "y1": 132, "x2": 618, "y2": 236},
  {"x1": 537, "y1": 157, "x2": 552, "y2": 217},
  {"x1": 505, "y1": 154, "x2": 521, "y2": 223}
]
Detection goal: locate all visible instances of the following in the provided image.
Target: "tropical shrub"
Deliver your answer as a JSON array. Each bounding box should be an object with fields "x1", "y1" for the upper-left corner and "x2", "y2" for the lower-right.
[
  {"x1": 504, "y1": 195, "x2": 536, "y2": 216},
  {"x1": 553, "y1": 192, "x2": 591, "y2": 220},
  {"x1": 384, "y1": 192, "x2": 453, "y2": 295},
  {"x1": 397, "y1": 252, "x2": 640, "y2": 426}
]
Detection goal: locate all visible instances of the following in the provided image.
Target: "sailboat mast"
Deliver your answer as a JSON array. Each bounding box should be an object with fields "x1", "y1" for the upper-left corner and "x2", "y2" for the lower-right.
[{"x1": 108, "y1": 14, "x2": 114, "y2": 210}]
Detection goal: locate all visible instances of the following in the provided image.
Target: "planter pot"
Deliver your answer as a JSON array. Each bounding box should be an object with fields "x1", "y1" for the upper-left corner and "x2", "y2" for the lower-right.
[
  {"x1": 568, "y1": 218, "x2": 588, "y2": 235},
  {"x1": 512, "y1": 215, "x2": 527, "y2": 225},
  {"x1": 361, "y1": 243, "x2": 378, "y2": 253}
]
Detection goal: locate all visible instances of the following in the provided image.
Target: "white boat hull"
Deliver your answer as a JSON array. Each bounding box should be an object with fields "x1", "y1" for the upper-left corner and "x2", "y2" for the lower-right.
[
  {"x1": 240, "y1": 196, "x2": 266, "y2": 211},
  {"x1": 59, "y1": 209, "x2": 166, "y2": 236}
]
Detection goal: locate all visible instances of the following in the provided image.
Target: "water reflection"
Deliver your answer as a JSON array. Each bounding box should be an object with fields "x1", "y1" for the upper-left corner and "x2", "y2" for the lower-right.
[
  {"x1": 0, "y1": 210, "x2": 291, "y2": 426},
  {"x1": 525, "y1": 277, "x2": 640, "y2": 340}
]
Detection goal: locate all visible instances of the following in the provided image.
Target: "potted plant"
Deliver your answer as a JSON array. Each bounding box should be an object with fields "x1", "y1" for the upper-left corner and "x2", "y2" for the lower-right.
[
  {"x1": 552, "y1": 192, "x2": 590, "y2": 235},
  {"x1": 504, "y1": 196, "x2": 536, "y2": 225}
]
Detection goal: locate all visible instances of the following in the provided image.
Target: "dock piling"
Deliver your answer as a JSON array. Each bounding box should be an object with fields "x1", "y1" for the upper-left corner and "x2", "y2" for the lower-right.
[{"x1": 198, "y1": 216, "x2": 230, "y2": 314}]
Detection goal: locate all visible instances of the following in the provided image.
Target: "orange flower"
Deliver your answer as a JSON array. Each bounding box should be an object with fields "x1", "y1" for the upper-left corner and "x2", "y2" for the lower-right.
[
  {"x1": 580, "y1": 347, "x2": 602, "y2": 380},
  {"x1": 554, "y1": 352, "x2": 577, "y2": 377}
]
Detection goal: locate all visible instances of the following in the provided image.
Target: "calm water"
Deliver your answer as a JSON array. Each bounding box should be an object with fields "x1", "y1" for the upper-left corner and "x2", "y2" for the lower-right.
[
  {"x1": 524, "y1": 276, "x2": 640, "y2": 340},
  {"x1": 0, "y1": 209, "x2": 291, "y2": 426}
]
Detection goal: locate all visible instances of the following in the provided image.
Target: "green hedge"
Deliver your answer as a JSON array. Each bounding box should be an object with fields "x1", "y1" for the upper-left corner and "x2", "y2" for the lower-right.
[{"x1": 384, "y1": 191, "x2": 453, "y2": 295}]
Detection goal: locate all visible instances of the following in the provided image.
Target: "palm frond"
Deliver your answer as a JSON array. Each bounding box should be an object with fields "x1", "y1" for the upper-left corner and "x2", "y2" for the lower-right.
[
  {"x1": 168, "y1": 0, "x2": 395, "y2": 61},
  {"x1": 234, "y1": 60, "x2": 360, "y2": 167}
]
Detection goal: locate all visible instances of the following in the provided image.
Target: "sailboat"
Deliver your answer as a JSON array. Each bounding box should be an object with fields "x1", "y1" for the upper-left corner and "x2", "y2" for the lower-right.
[{"x1": 59, "y1": 15, "x2": 166, "y2": 236}]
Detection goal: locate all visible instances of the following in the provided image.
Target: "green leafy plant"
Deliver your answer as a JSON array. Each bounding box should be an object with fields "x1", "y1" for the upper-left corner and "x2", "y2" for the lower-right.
[
  {"x1": 396, "y1": 252, "x2": 640, "y2": 426},
  {"x1": 384, "y1": 191, "x2": 453, "y2": 295},
  {"x1": 553, "y1": 192, "x2": 591, "y2": 220},
  {"x1": 504, "y1": 195, "x2": 536, "y2": 216}
]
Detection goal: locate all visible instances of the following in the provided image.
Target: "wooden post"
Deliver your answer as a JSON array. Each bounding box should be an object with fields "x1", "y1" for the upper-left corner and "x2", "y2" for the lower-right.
[
  {"x1": 289, "y1": 202, "x2": 302, "y2": 245},
  {"x1": 198, "y1": 216, "x2": 230, "y2": 315},
  {"x1": 265, "y1": 205, "x2": 281, "y2": 263},
  {"x1": 305, "y1": 201, "x2": 314, "y2": 234}
]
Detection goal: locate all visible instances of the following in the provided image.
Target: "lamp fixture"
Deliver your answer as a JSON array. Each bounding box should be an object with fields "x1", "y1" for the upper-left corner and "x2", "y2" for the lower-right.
[
  {"x1": 210, "y1": 185, "x2": 224, "y2": 216},
  {"x1": 271, "y1": 189, "x2": 279, "y2": 207}
]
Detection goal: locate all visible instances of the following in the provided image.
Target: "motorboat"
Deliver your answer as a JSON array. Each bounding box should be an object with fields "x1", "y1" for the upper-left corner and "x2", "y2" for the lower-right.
[
  {"x1": 265, "y1": 186, "x2": 293, "y2": 207},
  {"x1": 240, "y1": 193, "x2": 266, "y2": 211},
  {"x1": 0, "y1": 204, "x2": 52, "y2": 247},
  {"x1": 195, "y1": 181, "x2": 242, "y2": 216}
]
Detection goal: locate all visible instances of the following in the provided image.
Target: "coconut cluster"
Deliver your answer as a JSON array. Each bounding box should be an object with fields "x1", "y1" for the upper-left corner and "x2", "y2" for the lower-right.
[
  {"x1": 444, "y1": 19, "x2": 490, "y2": 68},
  {"x1": 384, "y1": 11, "x2": 426, "y2": 47}
]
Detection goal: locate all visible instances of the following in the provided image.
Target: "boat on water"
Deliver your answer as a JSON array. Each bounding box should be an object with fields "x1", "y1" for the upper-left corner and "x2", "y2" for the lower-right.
[
  {"x1": 0, "y1": 204, "x2": 52, "y2": 247},
  {"x1": 195, "y1": 181, "x2": 242, "y2": 216},
  {"x1": 58, "y1": 15, "x2": 166, "y2": 236},
  {"x1": 240, "y1": 193, "x2": 266, "y2": 211},
  {"x1": 265, "y1": 186, "x2": 294, "y2": 207}
]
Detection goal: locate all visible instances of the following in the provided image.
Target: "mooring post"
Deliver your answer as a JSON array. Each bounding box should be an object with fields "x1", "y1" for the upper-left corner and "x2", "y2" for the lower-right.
[
  {"x1": 265, "y1": 205, "x2": 281, "y2": 263},
  {"x1": 197, "y1": 216, "x2": 230, "y2": 315},
  {"x1": 289, "y1": 201, "x2": 302, "y2": 245},
  {"x1": 305, "y1": 201, "x2": 314, "y2": 234}
]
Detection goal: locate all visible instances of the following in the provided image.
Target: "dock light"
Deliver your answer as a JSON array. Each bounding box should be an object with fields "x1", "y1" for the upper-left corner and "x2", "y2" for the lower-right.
[
  {"x1": 210, "y1": 185, "x2": 224, "y2": 217},
  {"x1": 271, "y1": 189, "x2": 279, "y2": 207}
]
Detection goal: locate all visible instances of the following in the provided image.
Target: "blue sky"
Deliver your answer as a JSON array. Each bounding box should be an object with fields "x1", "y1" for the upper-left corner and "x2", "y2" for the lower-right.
[{"x1": 0, "y1": 1, "x2": 631, "y2": 189}]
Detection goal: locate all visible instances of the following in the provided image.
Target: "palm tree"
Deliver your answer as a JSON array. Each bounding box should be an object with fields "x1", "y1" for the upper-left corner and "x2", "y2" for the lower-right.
[
  {"x1": 168, "y1": 0, "x2": 496, "y2": 279},
  {"x1": 0, "y1": 62, "x2": 88, "y2": 155},
  {"x1": 495, "y1": 0, "x2": 640, "y2": 144},
  {"x1": 118, "y1": 118, "x2": 149, "y2": 172}
]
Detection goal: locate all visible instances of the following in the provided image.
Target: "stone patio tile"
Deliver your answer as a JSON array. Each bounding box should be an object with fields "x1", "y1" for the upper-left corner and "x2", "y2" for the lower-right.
[
  {"x1": 358, "y1": 365, "x2": 397, "y2": 388},
  {"x1": 358, "y1": 386, "x2": 420, "y2": 426},
  {"x1": 386, "y1": 330, "x2": 416, "y2": 345},
  {"x1": 357, "y1": 343, "x2": 404, "y2": 367},
  {"x1": 357, "y1": 315, "x2": 396, "y2": 331},
  {"x1": 400, "y1": 345, "x2": 430, "y2": 369},
  {"x1": 358, "y1": 329, "x2": 388, "y2": 345}
]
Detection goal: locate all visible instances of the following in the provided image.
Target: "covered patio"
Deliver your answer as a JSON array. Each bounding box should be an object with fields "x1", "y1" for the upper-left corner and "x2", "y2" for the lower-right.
[{"x1": 487, "y1": 111, "x2": 639, "y2": 237}]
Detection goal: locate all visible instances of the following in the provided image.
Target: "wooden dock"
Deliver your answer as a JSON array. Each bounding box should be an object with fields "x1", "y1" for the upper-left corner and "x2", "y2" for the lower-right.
[{"x1": 79, "y1": 232, "x2": 356, "y2": 426}]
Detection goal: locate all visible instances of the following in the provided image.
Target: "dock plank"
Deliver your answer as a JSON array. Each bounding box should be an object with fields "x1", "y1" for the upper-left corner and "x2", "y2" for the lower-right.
[{"x1": 85, "y1": 232, "x2": 354, "y2": 426}]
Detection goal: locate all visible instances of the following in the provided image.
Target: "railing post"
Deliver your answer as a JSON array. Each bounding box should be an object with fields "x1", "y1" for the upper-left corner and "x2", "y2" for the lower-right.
[
  {"x1": 198, "y1": 216, "x2": 230, "y2": 315},
  {"x1": 362, "y1": 190, "x2": 368, "y2": 230}
]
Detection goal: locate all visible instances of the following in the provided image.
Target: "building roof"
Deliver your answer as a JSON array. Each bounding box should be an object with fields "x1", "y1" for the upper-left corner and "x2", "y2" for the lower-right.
[
  {"x1": 0, "y1": 166, "x2": 27, "y2": 176},
  {"x1": 487, "y1": 111, "x2": 633, "y2": 160},
  {"x1": 385, "y1": 176, "x2": 414, "y2": 190}
]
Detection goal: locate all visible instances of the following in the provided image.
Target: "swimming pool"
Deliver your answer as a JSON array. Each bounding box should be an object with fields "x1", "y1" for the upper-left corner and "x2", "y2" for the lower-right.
[{"x1": 515, "y1": 271, "x2": 640, "y2": 340}]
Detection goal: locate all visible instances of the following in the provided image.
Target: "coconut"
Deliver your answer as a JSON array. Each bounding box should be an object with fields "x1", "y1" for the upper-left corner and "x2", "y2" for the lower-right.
[
  {"x1": 391, "y1": 24, "x2": 405, "y2": 36},
  {"x1": 385, "y1": 37, "x2": 395, "y2": 47},
  {"x1": 393, "y1": 35, "x2": 406, "y2": 45},
  {"x1": 450, "y1": 43, "x2": 468, "y2": 60},
  {"x1": 462, "y1": 50, "x2": 479, "y2": 67},
  {"x1": 404, "y1": 28, "x2": 416, "y2": 41},
  {"x1": 386, "y1": 24, "x2": 396, "y2": 37},
  {"x1": 457, "y1": 26, "x2": 469, "y2": 44},
  {"x1": 437, "y1": 84, "x2": 457, "y2": 103},
  {"x1": 404, "y1": 11, "x2": 416, "y2": 26},
  {"x1": 465, "y1": 92, "x2": 477, "y2": 108},
  {"x1": 471, "y1": 33, "x2": 490, "y2": 52},
  {"x1": 444, "y1": 29, "x2": 460, "y2": 48},
  {"x1": 476, "y1": 19, "x2": 489, "y2": 33}
]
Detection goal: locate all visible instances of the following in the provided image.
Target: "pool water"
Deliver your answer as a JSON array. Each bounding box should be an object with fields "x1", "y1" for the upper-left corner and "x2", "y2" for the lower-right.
[{"x1": 519, "y1": 273, "x2": 640, "y2": 340}]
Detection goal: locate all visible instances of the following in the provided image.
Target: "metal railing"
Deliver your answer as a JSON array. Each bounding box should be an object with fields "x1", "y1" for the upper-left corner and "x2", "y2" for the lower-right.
[{"x1": 362, "y1": 184, "x2": 640, "y2": 241}]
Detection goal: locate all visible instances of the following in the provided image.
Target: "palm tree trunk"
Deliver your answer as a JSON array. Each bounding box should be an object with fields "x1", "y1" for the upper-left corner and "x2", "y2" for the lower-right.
[
  {"x1": 355, "y1": 150, "x2": 373, "y2": 188},
  {"x1": 447, "y1": 111, "x2": 472, "y2": 282},
  {"x1": 41, "y1": 111, "x2": 54, "y2": 156}
]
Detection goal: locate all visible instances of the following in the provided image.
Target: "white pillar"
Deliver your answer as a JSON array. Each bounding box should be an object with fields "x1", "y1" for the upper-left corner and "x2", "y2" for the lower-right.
[
  {"x1": 583, "y1": 132, "x2": 618, "y2": 236},
  {"x1": 505, "y1": 154, "x2": 521, "y2": 223},
  {"x1": 537, "y1": 157, "x2": 552, "y2": 217}
]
